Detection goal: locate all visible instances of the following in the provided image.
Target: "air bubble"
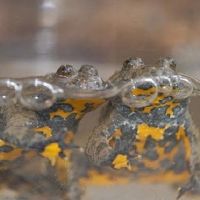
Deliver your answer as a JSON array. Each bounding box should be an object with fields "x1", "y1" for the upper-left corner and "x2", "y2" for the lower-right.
[
  {"x1": 156, "y1": 76, "x2": 172, "y2": 95},
  {"x1": 0, "y1": 79, "x2": 18, "y2": 106},
  {"x1": 19, "y1": 79, "x2": 56, "y2": 110},
  {"x1": 171, "y1": 75, "x2": 193, "y2": 99},
  {"x1": 121, "y1": 77, "x2": 158, "y2": 108}
]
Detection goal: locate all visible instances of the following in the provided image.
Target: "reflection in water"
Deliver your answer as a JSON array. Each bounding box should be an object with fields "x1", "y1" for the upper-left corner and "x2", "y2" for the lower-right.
[{"x1": 35, "y1": 0, "x2": 60, "y2": 58}]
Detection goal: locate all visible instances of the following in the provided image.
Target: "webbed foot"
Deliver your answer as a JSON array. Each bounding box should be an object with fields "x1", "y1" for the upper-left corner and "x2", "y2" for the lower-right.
[{"x1": 177, "y1": 176, "x2": 200, "y2": 199}]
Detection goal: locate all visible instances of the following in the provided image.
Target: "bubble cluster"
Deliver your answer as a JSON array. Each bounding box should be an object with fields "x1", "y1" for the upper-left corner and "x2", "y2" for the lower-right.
[
  {"x1": 120, "y1": 74, "x2": 195, "y2": 107},
  {"x1": 0, "y1": 60, "x2": 198, "y2": 110}
]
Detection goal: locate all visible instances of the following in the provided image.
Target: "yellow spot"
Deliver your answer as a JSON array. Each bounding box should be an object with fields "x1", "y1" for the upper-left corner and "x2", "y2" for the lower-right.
[
  {"x1": 50, "y1": 99, "x2": 105, "y2": 120},
  {"x1": 137, "y1": 124, "x2": 164, "y2": 142},
  {"x1": 143, "y1": 106, "x2": 153, "y2": 113},
  {"x1": 153, "y1": 95, "x2": 165, "y2": 104},
  {"x1": 113, "y1": 129, "x2": 122, "y2": 138},
  {"x1": 62, "y1": 98, "x2": 105, "y2": 119},
  {"x1": 50, "y1": 109, "x2": 71, "y2": 119},
  {"x1": 79, "y1": 170, "x2": 129, "y2": 186},
  {"x1": 142, "y1": 95, "x2": 180, "y2": 117},
  {"x1": 0, "y1": 139, "x2": 6, "y2": 147},
  {"x1": 0, "y1": 148, "x2": 22, "y2": 161},
  {"x1": 34, "y1": 126, "x2": 52, "y2": 138},
  {"x1": 41, "y1": 143, "x2": 61, "y2": 166},
  {"x1": 132, "y1": 87, "x2": 156, "y2": 96},
  {"x1": 142, "y1": 95, "x2": 165, "y2": 113},
  {"x1": 112, "y1": 154, "x2": 131, "y2": 170},
  {"x1": 165, "y1": 102, "x2": 179, "y2": 117}
]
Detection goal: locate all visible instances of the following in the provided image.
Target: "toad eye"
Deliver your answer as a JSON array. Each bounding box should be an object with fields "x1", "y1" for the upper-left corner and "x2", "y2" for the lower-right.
[{"x1": 56, "y1": 64, "x2": 75, "y2": 77}]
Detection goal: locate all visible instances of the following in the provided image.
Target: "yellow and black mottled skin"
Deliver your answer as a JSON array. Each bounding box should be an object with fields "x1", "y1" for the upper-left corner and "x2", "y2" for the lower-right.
[
  {"x1": 0, "y1": 97, "x2": 105, "y2": 200},
  {"x1": 0, "y1": 60, "x2": 197, "y2": 199},
  {"x1": 0, "y1": 64, "x2": 106, "y2": 200},
  {"x1": 86, "y1": 58, "x2": 193, "y2": 185}
]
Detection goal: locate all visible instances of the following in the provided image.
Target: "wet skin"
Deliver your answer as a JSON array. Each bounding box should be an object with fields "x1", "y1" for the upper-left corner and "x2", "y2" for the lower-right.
[
  {"x1": 86, "y1": 58, "x2": 194, "y2": 187},
  {"x1": 0, "y1": 64, "x2": 106, "y2": 200}
]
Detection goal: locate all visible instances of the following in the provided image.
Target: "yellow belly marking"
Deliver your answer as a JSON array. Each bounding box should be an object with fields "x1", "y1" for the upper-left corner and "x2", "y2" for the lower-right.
[
  {"x1": 136, "y1": 124, "x2": 164, "y2": 142},
  {"x1": 132, "y1": 88, "x2": 156, "y2": 96},
  {"x1": 50, "y1": 109, "x2": 71, "y2": 119},
  {"x1": 34, "y1": 126, "x2": 52, "y2": 138},
  {"x1": 79, "y1": 170, "x2": 129, "y2": 186},
  {"x1": 142, "y1": 95, "x2": 179, "y2": 117},
  {"x1": 0, "y1": 148, "x2": 22, "y2": 161},
  {"x1": 41, "y1": 143, "x2": 61, "y2": 165},
  {"x1": 112, "y1": 154, "x2": 131, "y2": 170},
  {"x1": 0, "y1": 139, "x2": 6, "y2": 147}
]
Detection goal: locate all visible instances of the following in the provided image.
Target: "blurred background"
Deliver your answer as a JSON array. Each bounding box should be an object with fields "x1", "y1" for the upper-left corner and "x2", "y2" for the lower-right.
[
  {"x1": 0, "y1": 0, "x2": 200, "y2": 76},
  {"x1": 0, "y1": 0, "x2": 200, "y2": 199}
]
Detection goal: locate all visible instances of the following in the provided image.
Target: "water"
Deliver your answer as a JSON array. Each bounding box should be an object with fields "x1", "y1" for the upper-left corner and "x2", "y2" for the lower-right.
[{"x1": 0, "y1": 1, "x2": 200, "y2": 200}]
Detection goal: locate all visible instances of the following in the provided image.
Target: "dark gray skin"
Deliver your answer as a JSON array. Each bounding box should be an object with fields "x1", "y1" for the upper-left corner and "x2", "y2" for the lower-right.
[
  {"x1": 0, "y1": 64, "x2": 106, "y2": 150},
  {"x1": 0, "y1": 64, "x2": 106, "y2": 200},
  {"x1": 86, "y1": 57, "x2": 185, "y2": 165},
  {"x1": 86, "y1": 57, "x2": 200, "y2": 199}
]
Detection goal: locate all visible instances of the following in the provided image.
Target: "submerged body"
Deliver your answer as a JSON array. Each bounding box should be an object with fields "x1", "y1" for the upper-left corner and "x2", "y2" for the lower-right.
[
  {"x1": 86, "y1": 94, "x2": 192, "y2": 183},
  {"x1": 0, "y1": 59, "x2": 199, "y2": 199},
  {"x1": 86, "y1": 58, "x2": 194, "y2": 185},
  {"x1": 0, "y1": 65, "x2": 106, "y2": 200}
]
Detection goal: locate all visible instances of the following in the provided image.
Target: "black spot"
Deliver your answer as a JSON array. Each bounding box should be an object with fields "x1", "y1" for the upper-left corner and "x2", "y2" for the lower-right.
[
  {"x1": 160, "y1": 159, "x2": 172, "y2": 170},
  {"x1": 49, "y1": 113, "x2": 78, "y2": 135},
  {"x1": 144, "y1": 150, "x2": 159, "y2": 161},
  {"x1": 59, "y1": 151, "x2": 65, "y2": 158},
  {"x1": 136, "y1": 162, "x2": 155, "y2": 173},
  {"x1": 121, "y1": 125, "x2": 137, "y2": 140},
  {"x1": 116, "y1": 104, "x2": 133, "y2": 117},
  {"x1": 50, "y1": 102, "x2": 73, "y2": 112},
  {"x1": 172, "y1": 148, "x2": 188, "y2": 173},
  {"x1": 135, "y1": 105, "x2": 172, "y2": 127},
  {"x1": 164, "y1": 140, "x2": 177, "y2": 153},
  {"x1": 0, "y1": 113, "x2": 6, "y2": 133},
  {"x1": 82, "y1": 103, "x2": 94, "y2": 113},
  {"x1": 159, "y1": 96, "x2": 173, "y2": 104},
  {"x1": 164, "y1": 126, "x2": 179, "y2": 138},
  {"x1": 0, "y1": 145, "x2": 13, "y2": 152},
  {"x1": 144, "y1": 136, "x2": 157, "y2": 149},
  {"x1": 60, "y1": 103, "x2": 74, "y2": 112},
  {"x1": 158, "y1": 127, "x2": 178, "y2": 150},
  {"x1": 137, "y1": 82, "x2": 155, "y2": 90}
]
